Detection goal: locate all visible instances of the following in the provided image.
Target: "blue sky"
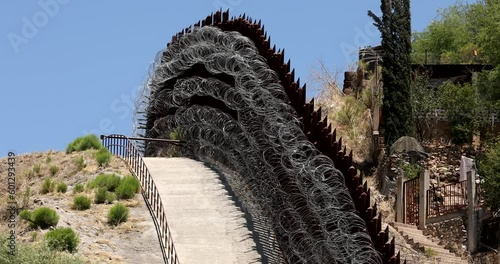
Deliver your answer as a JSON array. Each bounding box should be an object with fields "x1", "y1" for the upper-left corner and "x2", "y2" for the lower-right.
[{"x1": 0, "y1": 0, "x2": 473, "y2": 156}]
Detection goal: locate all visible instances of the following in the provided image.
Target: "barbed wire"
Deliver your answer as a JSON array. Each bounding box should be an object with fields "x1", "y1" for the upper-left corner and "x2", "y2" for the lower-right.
[{"x1": 134, "y1": 26, "x2": 382, "y2": 264}]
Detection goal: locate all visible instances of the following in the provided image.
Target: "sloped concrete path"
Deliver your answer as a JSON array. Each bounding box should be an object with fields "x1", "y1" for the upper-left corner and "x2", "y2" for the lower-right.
[{"x1": 143, "y1": 157, "x2": 262, "y2": 264}]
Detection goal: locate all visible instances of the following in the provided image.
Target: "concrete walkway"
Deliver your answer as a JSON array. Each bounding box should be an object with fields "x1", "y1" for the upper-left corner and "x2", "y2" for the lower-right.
[{"x1": 143, "y1": 157, "x2": 262, "y2": 264}]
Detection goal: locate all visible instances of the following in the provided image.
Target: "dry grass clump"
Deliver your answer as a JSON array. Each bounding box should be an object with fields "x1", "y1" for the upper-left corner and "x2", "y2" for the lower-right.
[{"x1": 312, "y1": 63, "x2": 373, "y2": 163}]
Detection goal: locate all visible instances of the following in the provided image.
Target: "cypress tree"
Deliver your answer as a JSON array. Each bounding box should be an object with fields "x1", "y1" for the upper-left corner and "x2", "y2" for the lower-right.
[{"x1": 368, "y1": 0, "x2": 413, "y2": 146}]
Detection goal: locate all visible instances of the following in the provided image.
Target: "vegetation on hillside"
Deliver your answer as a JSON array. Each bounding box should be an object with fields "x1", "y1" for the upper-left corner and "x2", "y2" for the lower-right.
[
  {"x1": 313, "y1": 64, "x2": 373, "y2": 163},
  {"x1": 477, "y1": 137, "x2": 500, "y2": 212},
  {"x1": 412, "y1": 0, "x2": 500, "y2": 219},
  {"x1": 412, "y1": 0, "x2": 500, "y2": 65},
  {"x1": 66, "y1": 134, "x2": 102, "y2": 153},
  {"x1": 410, "y1": 0, "x2": 500, "y2": 144},
  {"x1": 0, "y1": 233, "x2": 84, "y2": 264}
]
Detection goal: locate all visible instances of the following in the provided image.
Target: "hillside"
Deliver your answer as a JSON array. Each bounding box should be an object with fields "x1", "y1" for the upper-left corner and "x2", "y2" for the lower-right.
[{"x1": 0, "y1": 150, "x2": 163, "y2": 263}]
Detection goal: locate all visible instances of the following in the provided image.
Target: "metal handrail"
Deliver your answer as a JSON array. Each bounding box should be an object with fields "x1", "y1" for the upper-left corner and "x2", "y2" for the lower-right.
[{"x1": 101, "y1": 134, "x2": 180, "y2": 264}]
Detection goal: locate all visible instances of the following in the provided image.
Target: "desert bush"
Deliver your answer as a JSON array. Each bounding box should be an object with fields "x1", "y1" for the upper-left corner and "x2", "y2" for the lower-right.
[
  {"x1": 23, "y1": 169, "x2": 34, "y2": 179},
  {"x1": 424, "y1": 248, "x2": 437, "y2": 258},
  {"x1": 45, "y1": 156, "x2": 52, "y2": 163},
  {"x1": 72, "y1": 183, "x2": 84, "y2": 194},
  {"x1": 94, "y1": 148, "x2": 112, "y2": 167},
  {"x1": 66, "y1": 134, "x2": 102, "y2": 153},
  {"x1": 72, "y1": 195, "x2": 91, "y2": 211},
  {"x1": 108, "y1": 203, "x2": 129, "y2": 226},
  {"x1": 56, "y1": 182, "x2": 67, "y2": 193},
  {"x1": 33, "y1": 163, "x2": 41, "y2": 175},
  {"x1": 74, "y1": 155, "x2": 85, "y2": 171},
  {"x1": 115, "y1": 176, "x2": 140, "y2": 200},
  {"x1": 106, "y1": 192, "x2": 116, "y2": 204},
  {"x1": 94, "y1": 187, "x2": 107, "y2": 204},
  {"x1": 41, "y1": 178, "x2": 55, "y2": 194},
  {"x1": 87, "y1": 174, "x2": 121, "y2": 191},
  {"x1": 19, "y1": 209, "x2": 32, "y2": 222},
  {"x1": 21, "y1": 186, "x2": 31, "y2": 209},
  {"x1": 44, "y1": 227, "x2": 79, "y2": 253},
  {"x1": 49, "y1": 165, "x2": 59, "y2": 176},
  {"x1": 20, "y1": 207, "x2": 59, "y2": 229},
  {"x1": 32, "y1": 207, "x2": 59, "y2": 229},
  {"x1": 0, "y1": 233, "x2": 85, "y2": 264}
]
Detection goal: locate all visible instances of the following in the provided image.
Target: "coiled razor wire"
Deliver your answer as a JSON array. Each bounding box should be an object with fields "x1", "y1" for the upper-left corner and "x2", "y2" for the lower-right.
[{"x1": 133, "y1": 26, "x2": 382, "y2": 264}]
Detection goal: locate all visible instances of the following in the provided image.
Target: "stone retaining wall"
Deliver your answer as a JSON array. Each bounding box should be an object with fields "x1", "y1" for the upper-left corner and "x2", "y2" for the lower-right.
[
  {"x1": 423, "y1": 217, "x2": 467, "y2": 258},
  {"x1": 470, "y1": 250, "x2": 499, "y2": 264}
]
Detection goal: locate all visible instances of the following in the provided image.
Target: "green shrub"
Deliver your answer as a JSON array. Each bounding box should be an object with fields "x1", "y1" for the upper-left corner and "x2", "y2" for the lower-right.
[
  {"x1": 94, "y1": 148, "x2": 112, "y2": 167},
  {"x1": 30, "y1": 207, "x2": 59, "y2": 229},
  {"x1": 108, "y1": 203, "x2": 129, "y2": 226},
  {"x1": 94, "y1": 188, "x2": 107, "y2": 204},
  {"x1": 44, "y1": 227, "x2": 79, "y2": 253},
  {"x1": 424, "y1": 248, "x2": 437, "y2": 258},
  {"x1": 116, "y1": 176, "x2": 140, "y2": 200},
  {"x1": 49, "y1": 165, "x2": 59, "y2": 176},
  {"x1": 41, "y1": 178, "x2": 55, "y2": 194},
  {"x1": 66, "y1": 134, "x2": 102, "y2": 154},
  {"x1": 72, "y1": 195, "x2": 91, "y2": 211},
  {"x1": 73, "y1": 183, "x2": 84, "y2": 194},
  {"x1": 33, "y1": 163, "x2": 41, "y2": 175},
  {"x1": 400, "y1": 162, "x2": 422, "y2": 180},
  {"x1": 478, "y1": 138, "x2": 500, "y2": 211},
  {"x1": 56, "y1": 182, "x2": 67, "y2": 193},
  {"x1": 0, "y1": 232, "x2": 85, "y2": 264},
  {"x1": 74, "y1": 155, "x2": 86, "y2": 171},
  {"x1": 169, "y1": 127, "x2": 184, "y2": 140},
  {"x1": 19, "y1": 209, "x2": 32, "y2": 222},
  {"x1": 87, "y1": 174, "x2": 121, "y2": 192},
  {"x1": 45, "y1": 156, "x2": 52, "y2": 163},
  {"x1": 106, "y1": 192, "x2": 116, "y2": 204}
]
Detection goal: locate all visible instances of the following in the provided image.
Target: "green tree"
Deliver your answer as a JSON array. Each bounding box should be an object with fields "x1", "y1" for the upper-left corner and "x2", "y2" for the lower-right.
[
  {"x1": 438, "y1": 81, "x2": 480, "y2": 144},
  {"x1": 410, "y1": 70, "x2": 440, "y2": 141},
  {"x1": 412, "y1": 2, "x2": 476, "y2": 64},
  {"x1": 412, "y1": 0, "x2": 500, "y2": 65},
  {"x1": 476, "y1": 0, "x2": 500, "y2": 65},
  {"x1": 477, "y1": 66, "x2": 500, "y2": 111},
  {"x1": 369, "y1": 0, "x2": 414, "y2": 145},
  {"x1": 478, "y1": 137, "x2": 500, "y2": 211}
]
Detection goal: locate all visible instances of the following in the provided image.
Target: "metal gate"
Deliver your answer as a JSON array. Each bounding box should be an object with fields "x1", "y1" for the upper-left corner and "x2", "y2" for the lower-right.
[{"x1": 403, "y1": 177, "x2": 419, "y2": 226}]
